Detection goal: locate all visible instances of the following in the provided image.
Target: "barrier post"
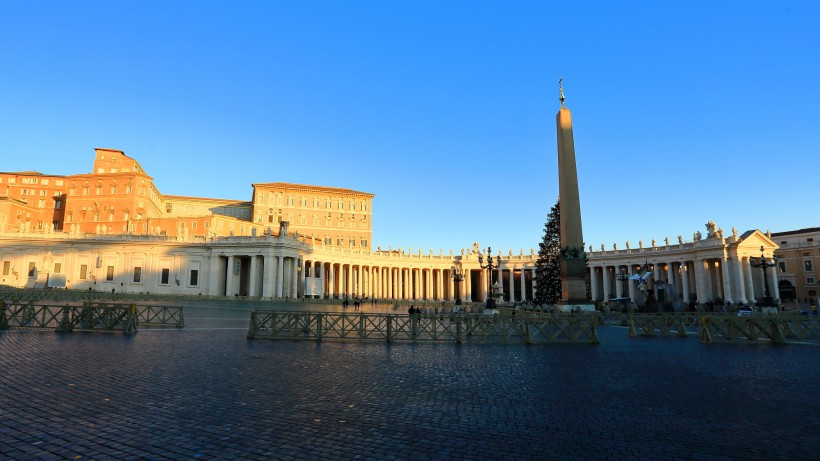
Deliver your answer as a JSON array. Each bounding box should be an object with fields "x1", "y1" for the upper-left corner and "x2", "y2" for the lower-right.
[{"x1": 0, "y1": 301, "x2": 7, "y2": 330}]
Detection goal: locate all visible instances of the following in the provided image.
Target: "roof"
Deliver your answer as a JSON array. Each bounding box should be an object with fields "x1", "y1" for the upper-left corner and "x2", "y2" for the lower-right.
[
  {"x1": 771, "y1": 227, "x2": 820, "y2": 237},
  {"x1": 164, "y1": 195, "x2": 251, "y2": 206},
  {"x1": 252, "y1": 182, "x2": 374, "y2": 197}
]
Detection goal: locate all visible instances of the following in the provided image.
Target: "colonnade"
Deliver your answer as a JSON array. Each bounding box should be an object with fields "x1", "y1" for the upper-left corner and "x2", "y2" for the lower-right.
[
  {"x1": 589, "y1": 256, "x2": 781, "y2": 306},
  {"x1": 300, "y1": 260, "x2": 536, "y2": 302}
]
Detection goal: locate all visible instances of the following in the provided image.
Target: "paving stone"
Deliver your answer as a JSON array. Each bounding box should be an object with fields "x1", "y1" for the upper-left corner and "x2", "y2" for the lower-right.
[{"x1": 0, "y1": 301, "x2": 817, "y2": 460}]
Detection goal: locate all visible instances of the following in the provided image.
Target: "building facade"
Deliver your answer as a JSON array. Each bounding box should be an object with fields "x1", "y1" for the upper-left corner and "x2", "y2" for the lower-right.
[
  {"x1": 586, "y1": 223, "x2": 781, "y2": 307},
  {"x1": 771, "y1": 227, "x2": 820, "y2": 302},
  {"x1": 2, "y1": 147, "x2": 806, "y2": 307}
]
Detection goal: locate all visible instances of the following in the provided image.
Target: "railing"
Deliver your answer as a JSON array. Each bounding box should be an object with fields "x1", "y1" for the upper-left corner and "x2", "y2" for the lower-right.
[
  {"x1": 246, "y1": 310, "x2": 599, "y2": 344},
  {"x1": 700, "y1": 315, "x2": 820, "y2": 344},
  {"x1": 0, "y1": 300, "x2": 184, "y2": 334},
  {"x1": 607, "y1": 312, "x2": 820, "y2": 344},
  {"x1": 623, "y1": 312, "x2": 704, "y2": 337}
]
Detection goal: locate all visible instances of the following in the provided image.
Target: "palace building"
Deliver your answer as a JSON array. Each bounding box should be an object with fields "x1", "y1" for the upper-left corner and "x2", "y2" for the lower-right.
[{"x1": 0, "y1": 147, "x2": 806, "y2": 307}]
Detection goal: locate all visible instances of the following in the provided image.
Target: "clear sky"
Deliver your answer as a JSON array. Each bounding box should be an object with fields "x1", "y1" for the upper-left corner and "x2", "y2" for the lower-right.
[{"x1": 1, "y1": 1, "x2": 818, "y2": 253}]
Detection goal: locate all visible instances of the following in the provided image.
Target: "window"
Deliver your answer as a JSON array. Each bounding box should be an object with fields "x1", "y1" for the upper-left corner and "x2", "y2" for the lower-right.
[
  {"x1": 126, "y1": 184, "x2": 132, "y2": 193},
  {"x1": 40, "y1": 190, "x2": 47, "y2": 196},
  {"x1": 805, "y1": 260, "x2": 814, "y2": 272},
  {"x1": 111, "y1": 185, "x2": 117, "y2": 194},
  {"x1": 106, "y1": 266, "x2": 114, "y2": 281},
  {"x1": 133, "y1": 267, "x2": 142, "y2": 283},
  {"x1": 38, "y1": 200, "x2": 46, "y2": 208},
  {"x1": 54, "y1": 263, "x2": 61, "y2": 273},
  {"x1": 190, "y1": 269, "x2": 199, "y2": 286},
  {"x1": 350, "y1": 239, "x2": 356, "y2": 247},
  {"x1": 82, "y1": 186, "x2": 89, "y2": 196},
  {"x1": 28, "y1": 262, "x2": 36, "y2": 276},
  {"x1": 300, "y1": 197, "x2": 306, "y2": 207},
  {"x1": 55, "y1": 179, "x2": 63, "y2": 186},
  {"x1": 807, "y1": 277, "x2": 816, "y2": 285},
  {"x1": 108, "y1": 211, "x2": 114, "y2": 221},
  {"x1": 324, "y1": 238, "x2": 332, "y2": 245},
  {"x1": 2, "y1": 261, "x2": 9, "y2": 276},
  {"x1": 42, "y1": 179, "x2": 49, "y2": 185},
  {"x1": 361, "y1": 239, "x2": 368, "y2": 247},
  {"x1": 287, "y1": 196, "x2": 294, "y2": 206},
  {"x1": 778, "y1": 262, "x2": 787, "y2": 273},
  {"x1": 161, "y1": 268, "x2": 170, "y2": 284},
  {"x1": 79, "y1": 264, "x2": 88, "y2": 280},
  {"x1": 337, "y1": 238, "x2": 344, "y2": 246},
  {"x1": 95, "y1": 186, "x2": 102, "y2": 195}
]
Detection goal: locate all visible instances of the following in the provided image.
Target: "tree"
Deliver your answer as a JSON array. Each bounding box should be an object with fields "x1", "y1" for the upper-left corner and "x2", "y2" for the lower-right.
[{"x1": 534, "y1": 200, "x2": 561, "y2": 305}]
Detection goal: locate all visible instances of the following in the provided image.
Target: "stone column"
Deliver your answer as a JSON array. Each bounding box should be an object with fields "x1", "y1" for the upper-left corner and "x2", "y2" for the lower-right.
[
  {"x1": 681, "y1": 262, "x2": 690, "y2": 303},
  {"x1": 733, "y1": 258, "x2": 746, "y2": 304},
  {"x1": 666, "y1": 263, "x2": 675, "y2": 297},
  {"x1": 226, "y1": 255, "x2": 235, "y2": 297},
  {"x1": 589, "y1": 267, "x2": 599, "y2": 302},
  {"x1": 615, "y1": 267, "x2": 624, "y2": 298},
  {"x1": 653, "y1": 264, "x2": 660, "y2": 299},
  {"x1": 448, "y1": 271, "x2": 455, "y2": 301},
  {"x1": 207, "y1": 255, "x2": 221, "y2": 296},
  {"x1": 769, "y1": 264, "x2": 780, "y2": 302},
  {"x1": 520, "y1": 268, "x2": 527, "y2": 302},
  {"x1": 694, "y1": 260, "x2": 707, "y2": 303},
  {"x1": 248, "y1": 256, "x2": 258, "y2": 297},
  {"x1": 318, "y1": 262, "x2": 325, "y2": 299},
  {"x1": 721, "y1": 258, "x2": 733, "y2": 305},
  {"x1": 329, "y1": 263, "x2": 336, "y2": 299},
  {"x1": 292, "y1": 258, "x2": 299, "y2": 299},
  {"x1": 275, "y1": 256, "x2": 284, "y2": 298},
  {"x1": 398, "y1": 266, "x2": 403, "y2": 300},
  {"x1": 508, "y1": 268, "x2": 515, "y2": 301},
  {"x1": 743, "y1": 258, "x2": 756, "y2": 304},
  {"x1": 627, "y1": 266, "x2": 636, "y2": 301},
  {"x1": 602, "y1": 266, "x2": 612, "y2": 301},
  {"x1": 465, "y1": 269, "x2": 472, "y2": 302}
]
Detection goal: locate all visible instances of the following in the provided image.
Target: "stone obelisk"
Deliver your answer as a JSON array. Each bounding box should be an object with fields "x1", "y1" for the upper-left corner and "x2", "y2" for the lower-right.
[{"x1": 555, "y1": 79, "x2": 592, "y2": 309}]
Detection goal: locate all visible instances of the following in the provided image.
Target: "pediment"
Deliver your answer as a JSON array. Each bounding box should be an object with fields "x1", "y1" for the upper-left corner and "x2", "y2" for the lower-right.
[{"x1": 735, "y1": 229, "x2": 778, "y2": 255}]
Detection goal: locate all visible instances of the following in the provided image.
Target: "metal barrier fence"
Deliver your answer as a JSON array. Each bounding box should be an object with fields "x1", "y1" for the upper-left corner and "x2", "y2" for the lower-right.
[
  {"x1": 0, "y1": 300, "x2": 184, "y2": 334},
  {"x1": 700, "y1": 315, "x2": 820, "y2": 344},
  {"x1": 246, "y1": 310, "x2": 599, "y2": 344},
  {"x1": 615, "y1": 312, "x2": 820, "y2": 344}
]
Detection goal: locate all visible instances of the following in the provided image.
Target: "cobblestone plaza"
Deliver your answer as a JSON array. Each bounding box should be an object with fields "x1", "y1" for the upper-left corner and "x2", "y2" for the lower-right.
[{"x1": 1, "y1": 301, "x2": 818, "y2": 460}]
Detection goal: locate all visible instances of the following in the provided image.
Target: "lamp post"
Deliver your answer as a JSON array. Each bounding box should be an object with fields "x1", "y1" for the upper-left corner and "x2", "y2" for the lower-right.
[
  {"x1": 477, "y1": 246, "x2": 501, "y2": 309},
  {"x1": 750, "y1": 246, "x2": 777, "y2": 308},
  {"x1": 451, "y1": 266, "x2": 464, "y2": 306}
]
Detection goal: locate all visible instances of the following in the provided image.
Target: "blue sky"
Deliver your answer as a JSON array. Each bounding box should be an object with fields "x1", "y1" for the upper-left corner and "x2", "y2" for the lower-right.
[{"x1": 1, "y1": 1, "x2": 818, "y2": 253}]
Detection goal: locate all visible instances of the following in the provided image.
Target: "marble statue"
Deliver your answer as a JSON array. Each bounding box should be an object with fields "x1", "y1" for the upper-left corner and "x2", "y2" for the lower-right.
[{"x1": 732, "y1": 227, "x2": 738, "y2": 238}]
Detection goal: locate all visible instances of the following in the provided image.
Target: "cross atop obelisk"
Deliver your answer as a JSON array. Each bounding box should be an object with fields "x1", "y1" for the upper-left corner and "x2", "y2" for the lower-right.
[{"x1": 555, "y1": 79, "x2": 591, "y2": 308}]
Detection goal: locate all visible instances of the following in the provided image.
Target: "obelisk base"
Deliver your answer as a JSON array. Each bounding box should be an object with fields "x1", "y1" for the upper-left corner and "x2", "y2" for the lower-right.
[{"x1": 559, "y1": 258, "x2": 594, "y2": 312}]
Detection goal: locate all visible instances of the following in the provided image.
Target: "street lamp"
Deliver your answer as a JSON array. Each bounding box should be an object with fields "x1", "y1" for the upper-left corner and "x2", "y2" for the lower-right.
[
  {"x1": 451, "y1": 266, "x2": 464, "y2": 306},
  {"x1": 750, "y1": 246, "x2": 777, "y2": 307},
  {"x1": 477, "y1": 246, "x2": 500, "y2": 309}
]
